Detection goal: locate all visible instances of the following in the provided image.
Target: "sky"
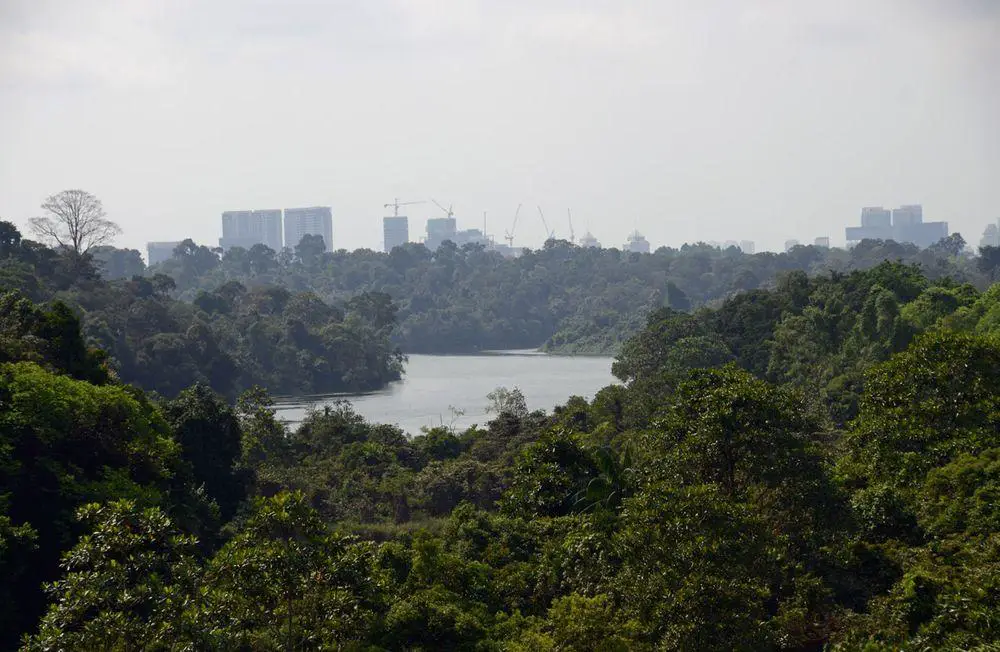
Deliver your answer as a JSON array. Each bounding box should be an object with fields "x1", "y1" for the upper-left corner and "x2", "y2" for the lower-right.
[{"x1": 1, "y1": 0, "x2": 998, "y2": 255}]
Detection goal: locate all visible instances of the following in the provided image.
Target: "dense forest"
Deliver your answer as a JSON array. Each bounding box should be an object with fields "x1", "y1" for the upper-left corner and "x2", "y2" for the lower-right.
[
  {"x1": 3, "y1": 251, "x2": 1000, "y2": 649},
  {"x1": 131, "y1": 231, "x2": 987, "y2": 355},
  {"x1": 0, "y1": 220, "x2": 404, "y2": 397}
]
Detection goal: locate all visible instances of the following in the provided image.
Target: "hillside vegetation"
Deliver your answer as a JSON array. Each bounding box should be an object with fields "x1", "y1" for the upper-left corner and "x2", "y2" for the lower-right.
[
  {"x1": 3, "y1": 253, "x2": 1000, "y2": 649},
  {"x1": 140, "y1": 232, "x2": 985, "y2": 354}
]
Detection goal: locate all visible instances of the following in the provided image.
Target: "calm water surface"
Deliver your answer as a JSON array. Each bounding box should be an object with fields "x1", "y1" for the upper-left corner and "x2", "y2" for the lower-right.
[{"x1": 273, "y1": 351, "x2": 617, "y2": 434}]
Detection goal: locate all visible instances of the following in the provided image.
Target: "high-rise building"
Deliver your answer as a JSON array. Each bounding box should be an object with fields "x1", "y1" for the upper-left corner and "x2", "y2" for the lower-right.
[
  {"x1": 425, "y1": 217, "x2": 457, "y2": 250},
  {"x1": 861, "y1": 206, "x2": 892, "y2": 228},
  {"x1": 739, "y1": 240, "x2": 755, "y2": 254},
  {"x1": 146, "y1": 241, "x2": 182, "y2": 265},
  {"x1": 579, "y1": 232, "x2": 601, "y2": 248},
  {"x1": 624, "y1": 230, "x2": 650, "y2": 254},
  {"x1": 453, "y1": 229, "x2": 490, "y2": 247},
  {"x1": 846, "y1": 204, "x2": 947, "y2": 248},
  {"x1": 219, "y1": 209, "x2": 283, "y2": 251},
  {"x1": 981, "y1": 221, "x2": 1000, "y2": 249},
  {"x1": 814, "y1": 236, "x2": 831, "y2": 249},
  {"x1": 383, "y1": 216, "x2": 409, "y2": 252},
  {"x1": 284, "y1": 206, "x2": 333, "y2": 251},
  {"x1": 892, "y1": 204, "x2": 923, "y2": 227},
  {"x1": 784, "y1": 239, "x2": 800, "y2": 252}
]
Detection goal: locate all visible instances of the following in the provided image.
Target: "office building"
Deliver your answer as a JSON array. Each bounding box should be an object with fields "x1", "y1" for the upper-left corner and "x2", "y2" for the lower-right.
[
  {"x1": 453, "y1": 228, "x2": 490, "y2": 247},
  {"x1": 219, "y1": 209, "x2": 283, "y2": 251},
  {"x1": 489, "y1": 242, "x2": 519, "y2": 258},
  {"x1": 425, "y1": 217, "x2": 457, "y2": 250},
  {"x1": 146, "y1": 241, "x2": 182, "y2": 265},
  {"x1": 383, "y1": 216, "x2": 409, "y2": 252},
  {"x1": 784, "y1": 239, "x2": 800, "y2": 252},
  {"x1": 845, "y1": 204, "x2": 948, "y2": 248},
  {"x1": 284, "y1": 206, "x2": 333, "y2": 251},
  {"x1": 624, "y1": 230, "x2": 651, "y2": 254},
  {"x1": 981, "y1": 221, "x2": 1000, "y2": 249},
  {"x1": 892, "y1": 205, "x2": 923, "y2": 227},
  {"x1": 861, "y1": 206, "x2": 892, "y2": 228},
  {"x1": 814, "y1": 237, "x2": 831, "y2": 249},
  {"x1": 739, "y1": 240, "x2": 755, "y2": 254},
  {"x1": 579, "y1": 232, "x2": 601, "y2": 248}
]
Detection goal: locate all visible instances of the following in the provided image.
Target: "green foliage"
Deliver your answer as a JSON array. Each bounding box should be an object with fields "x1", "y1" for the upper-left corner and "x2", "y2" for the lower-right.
[
  {"x1": 843, "y1": 331, "x2": 1000, "y2": 489},
  {"x1": 501, "y1": 431, "x2": 602, "y2": 518},
  {"x1": 0, "y1": 362, "x2": 182, "y2": 646},
  {"x1": 0, "y1": 224, "x2": 405, "y2": 398},
  {"x1": 198, "y1": 492, "x2": 382, "y2": 649},
  {"x1": 5, "y1": 229, "x2": 1000, "y2": 650},
  {"x1": 145, "y1": 230, "x2": 985, "y2": 356},
  {"x1": 24, "y1": 501, "x2": 201, "y2": 652},
  {"x1": 0, "y1": 291, "x2": 109, "y2": 384},
  {"x1": 162, "y1": 384, "x2": 247, "y2": 520}
]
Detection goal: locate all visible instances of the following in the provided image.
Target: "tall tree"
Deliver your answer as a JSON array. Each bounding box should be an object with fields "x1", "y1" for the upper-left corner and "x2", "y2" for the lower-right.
[{"x1": 29, "y1": 190, "x2": 121, "y2": 257}]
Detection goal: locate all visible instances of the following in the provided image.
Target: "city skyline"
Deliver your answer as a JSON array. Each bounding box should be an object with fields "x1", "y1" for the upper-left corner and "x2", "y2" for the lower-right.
[
  {"x1": 130, "y1": 198, "x2": 990, "y2": 260},
  {"x1": 2, "y1": 1, "x2": 997, "y2": 255}
]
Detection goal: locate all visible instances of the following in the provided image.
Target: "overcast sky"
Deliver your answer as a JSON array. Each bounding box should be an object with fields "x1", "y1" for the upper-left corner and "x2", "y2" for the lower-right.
[{"x1": 1, "y1": 0, "x2": 998, "y2": 255}]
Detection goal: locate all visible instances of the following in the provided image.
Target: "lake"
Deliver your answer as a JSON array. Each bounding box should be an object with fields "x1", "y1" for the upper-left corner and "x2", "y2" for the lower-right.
[{"x1": 273, "y1": 351, "x2": 618, "y2": 434}]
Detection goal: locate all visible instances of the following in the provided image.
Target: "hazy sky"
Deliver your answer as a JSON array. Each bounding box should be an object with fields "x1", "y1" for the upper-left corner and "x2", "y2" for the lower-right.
[{"x1": 1, "y1": 0, "x2": 998, "y2": 255}]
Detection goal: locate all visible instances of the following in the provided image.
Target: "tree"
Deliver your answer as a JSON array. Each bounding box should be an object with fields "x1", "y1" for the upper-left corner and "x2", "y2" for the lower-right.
[
  {"x1": 23, "y1": 501, "x2": 201, "y2": 652},
  {"x1": 29, "y1": 190, "x2": 120, "y2": 257},
  {"x1": 90, "y1": 246, "x2": 145, "y2": 280},
  {"x1": 0, "y1": 361, "x2": 182, "y2": 647},
  {"x1": 486, "y1": 386, "x2": 528, "y2": 419},
  {"x1": 977, "y1": 245, "x2": 1000, "y2": 276},
  {"x1": 0, "y1": 221, "x2": 22, "y2": 258},
  {"x1": 294, "y1": 233, "x2": 326, "y2": 267},
  {"x1": 198, "y1": 492, "x2": 380, "y2": 649},
  {"x1": 163, "y1": 384, "x2": 247, "y2": 520}
]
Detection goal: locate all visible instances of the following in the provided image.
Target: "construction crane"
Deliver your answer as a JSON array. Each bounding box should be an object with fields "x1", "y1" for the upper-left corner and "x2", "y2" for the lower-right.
[
  {"x1": 431, "y1": 199, "x2": 455, "y2": 219},
  {"x1": 538, "y1": 206, "x2": 555, "y2": 241},
  {"x1": 567, "y1": 209, "x2": 575, "y2": 244},
  {"x1": 505, "y1": 204, "x2": 522, "y2": 248},
  {"x1": 384, "y1": 198, "x2": 425, "y2": 217}
]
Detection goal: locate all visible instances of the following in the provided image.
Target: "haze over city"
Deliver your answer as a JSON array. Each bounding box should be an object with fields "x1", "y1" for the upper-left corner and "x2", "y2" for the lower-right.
[{"x1": 1, "y1": 0, "x2": 997, "y2": 253}]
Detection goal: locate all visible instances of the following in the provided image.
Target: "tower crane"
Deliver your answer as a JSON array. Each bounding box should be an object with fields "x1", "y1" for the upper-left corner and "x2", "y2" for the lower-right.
[
  {"x1": 384, "y1": 198, "x2": 425, "y2": 217},
  {"x1": 538, "y1": 206, "x2": 555, "y2": 241},
  {"x1": 431, "y1": 199, "x2": 455, "y2": 219},
  {"x1": 567, "y1": 209, "x2": 575, "y2": 243},
  {"x1": 504, "y1": 204, "x2": 522, "y2": 248}
]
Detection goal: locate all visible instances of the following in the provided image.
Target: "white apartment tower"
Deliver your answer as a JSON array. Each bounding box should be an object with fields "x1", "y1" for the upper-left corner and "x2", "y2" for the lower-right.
[
  {"x1": 219, "y1": 209, "x2": 283, "y2": 251},
  {"x1": 383, "y1": 216, "x2": 409, "y2": 252},
  {"x1": 284, "y1": 206, "x2": 333, "y2": 251}
]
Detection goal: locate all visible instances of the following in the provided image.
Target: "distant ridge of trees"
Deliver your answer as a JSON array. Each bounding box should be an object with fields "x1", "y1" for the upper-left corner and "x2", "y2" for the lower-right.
[{"x1": 141, "y1": 232, "x2": 985, "y2": 354}]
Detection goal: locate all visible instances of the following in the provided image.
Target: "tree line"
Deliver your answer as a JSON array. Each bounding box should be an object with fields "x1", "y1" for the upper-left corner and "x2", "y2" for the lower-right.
[
  {"x1": 133, "y1": 223, "x2": 985, "y2": 355},
  {"x1": 0, "y1": 192, "x2": 404, "y2": 398},
  {"x1": 2, "y1": 253, "x2": 999, "y2": 648}
]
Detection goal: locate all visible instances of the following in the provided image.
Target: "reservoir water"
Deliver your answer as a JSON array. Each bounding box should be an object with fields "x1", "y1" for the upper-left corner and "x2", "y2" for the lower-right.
[{"x1": 273, "y1": 351, "x2": 617, "y2": 434}]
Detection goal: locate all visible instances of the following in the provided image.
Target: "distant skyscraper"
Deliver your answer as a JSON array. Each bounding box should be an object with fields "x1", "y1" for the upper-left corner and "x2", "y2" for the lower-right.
[
  {"x1": 814, "y1": 236, "x2": 831, "y2": 249},
  {"x1": 846, "y1": 204, "x2": 947, "y2": 248},
  {"x1": 219, "y1": 209, "x2": 282, "y2": 251},
  {"x1": 579, "y1": 232, "x2": 601, "y2": 248},
  {"x1": 146, "y1": 241, "x2": 182, "y2": 265},
  {"x1": 784, "y1": 239, "x2": 800, "y2": 252},
  {"x1": 453, "y1": 229, "x2": 489, "y2": 247},
  {"x1": 425, "y1": 217, "x2": 457, "y2": 250},
  {"x1": 892, "y1": 204, "x2": 923, "y2": 227},
  {"x1": 624, "y1": 231, "x2": 650, "y2": 254},
  {"x1": 284, "y1": 206, "x2": 333, "y2": 251},
  {"x1": 739, "y1": 240, "x2": 755, "y2": 254},
  {"x1": 383, "y1": 216, "x2": 409, "y2": 252},
  {"x1": 981, "y1": 221, "x2": 1000, "y2": 249},
  {"x1": 861, "y1": 206, "x2": 892, "y2": 228}
]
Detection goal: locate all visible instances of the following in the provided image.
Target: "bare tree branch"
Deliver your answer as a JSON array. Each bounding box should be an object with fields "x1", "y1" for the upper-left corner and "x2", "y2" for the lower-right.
[{"x1": 29, "y1": 189, "x2": 121, "y2": 256}]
